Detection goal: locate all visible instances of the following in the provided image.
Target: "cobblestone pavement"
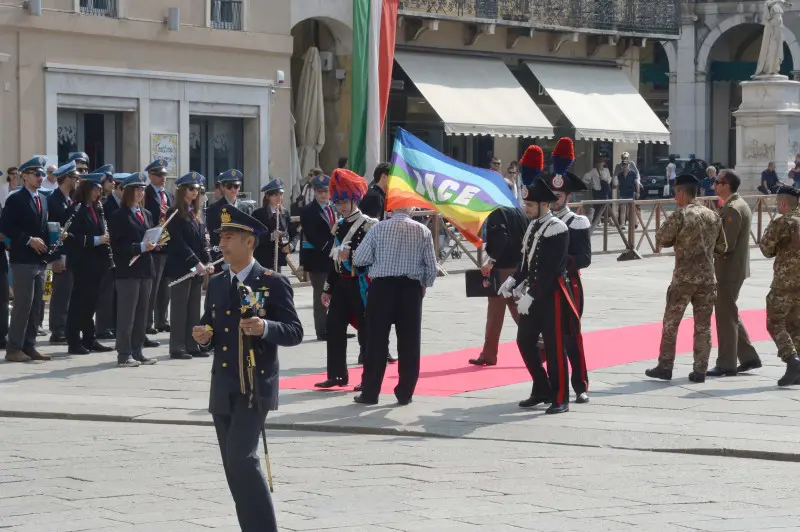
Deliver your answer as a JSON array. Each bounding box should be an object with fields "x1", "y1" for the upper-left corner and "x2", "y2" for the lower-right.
[{"x1": 2, "y1": 418, "x2": 800, "y2": 532}]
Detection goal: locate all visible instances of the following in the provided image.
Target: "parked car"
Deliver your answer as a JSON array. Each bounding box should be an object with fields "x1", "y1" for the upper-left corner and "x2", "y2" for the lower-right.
[{"x1": 641, "y1": 157, "x2": 709, "y2": 198}]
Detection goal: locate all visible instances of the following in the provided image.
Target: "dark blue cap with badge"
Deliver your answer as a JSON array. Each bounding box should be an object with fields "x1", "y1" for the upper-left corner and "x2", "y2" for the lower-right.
[
  {"x1": 93, "y1": 164, "x2": 114, "y2": 177},
  {"x1": 777, "y1": 185, "x2": 800, "y2": 198},
  {"x1": 68, "y1": 152, "x2": 89, "y2": 164},
  {"x1": 145, "y1": 159, "x2": 168, "y2": 175},
  {"x1": 311, "y1": 174, "x2": 330, "y2": 190},
  {"x1": 110, "y1": 172, "x2": 129, "y2": 183},
  {"x1": 675, "y1": 173, "x2": 700, "y2": 187},
  {"x1": 122, "y1": 172, "x2": 147, "y2": 189},
  {"x1": 217, "y1": 169, "x2": 243, "y2": 183},
  {"x1": 261, "y1": 177, "x2": 285, "y2": 195},
  {"x1": 216, "y1": 205, "x2": 268, "y2": 236},
  {"x1": 19, "y1": 156, "x2": 47, "y2": 172},
  {"x1": 176, "y1": 172, "x2": 204, "y2": 188},
  {"x1": 53, "y1": 161, "x2": 78, "y2": 179},
  {"x1": 82, "y1": 173, "x2": 104, "y2": 187}
]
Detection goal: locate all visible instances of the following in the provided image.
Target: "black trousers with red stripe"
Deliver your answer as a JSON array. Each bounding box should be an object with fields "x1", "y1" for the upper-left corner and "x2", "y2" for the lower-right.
[
  {"x1": 516, "y1": 289, "x2": 571, "y2": 405},
  {"x1": 566, "y1": 274, "x2": 589, "y2": 395}
]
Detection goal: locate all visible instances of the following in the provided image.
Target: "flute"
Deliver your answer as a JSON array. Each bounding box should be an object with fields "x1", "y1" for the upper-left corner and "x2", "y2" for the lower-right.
[
  {"x1": 130, "y1": 209, "x2": 178, "y2": 266},
  {"x1": 96, "y1": 200, "x2": 115, "y2": 269},
  {"x1": 168, "y1": 257, "x2": 224, "y2": 287}
]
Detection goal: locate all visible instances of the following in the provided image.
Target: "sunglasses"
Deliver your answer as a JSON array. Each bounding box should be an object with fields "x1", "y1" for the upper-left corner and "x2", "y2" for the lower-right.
[
  {"x1": 223, "y1": 183, "x2": 241, "y2": 189},
  {"x1": 25, "y1": 170, "x2": 45, "y2": 177}
]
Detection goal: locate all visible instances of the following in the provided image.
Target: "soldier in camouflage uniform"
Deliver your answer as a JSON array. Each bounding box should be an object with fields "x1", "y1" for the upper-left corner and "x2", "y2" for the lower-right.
[
  {"x1": 759, "y1": 185, "x2": 800, "y2": 386},
  {"x1": 645, "y1": 174, "x2": 726, "y2": 383}
]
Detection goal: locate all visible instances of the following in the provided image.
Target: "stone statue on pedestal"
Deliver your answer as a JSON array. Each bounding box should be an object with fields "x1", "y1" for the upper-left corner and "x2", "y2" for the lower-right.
[{"x1": 755, "y1": 0, "x2": 791, "y2": 77}]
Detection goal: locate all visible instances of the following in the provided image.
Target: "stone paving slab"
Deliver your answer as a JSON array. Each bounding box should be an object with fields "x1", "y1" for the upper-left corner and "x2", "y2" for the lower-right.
[
  {"x1": 1, "y1": 254, "x2": 797, "y2": 459},
  {"x1": 3, "y1": 419, "x2": 800, "y2": 532}
]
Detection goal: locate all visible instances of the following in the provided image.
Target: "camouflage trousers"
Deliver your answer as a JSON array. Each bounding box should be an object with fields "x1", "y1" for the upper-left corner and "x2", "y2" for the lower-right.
[
  {"x1": 766, "y1": 290, "x2": 800, "y2": 362},
  {"x1": 657, "y1": 282, "x2": 716, "y2": 373}
]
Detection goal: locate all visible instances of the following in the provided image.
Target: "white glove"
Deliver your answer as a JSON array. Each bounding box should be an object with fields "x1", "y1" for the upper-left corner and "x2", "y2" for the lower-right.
[
  {"x1": 517, "y1": 293, "x2": 534, "y2": 315},
  {"x1": 497, "y1": 276, "x2": 517, "y2": 298},
  {"x1": 512, "y1": 282, "x2": 527, "y2": 301}
]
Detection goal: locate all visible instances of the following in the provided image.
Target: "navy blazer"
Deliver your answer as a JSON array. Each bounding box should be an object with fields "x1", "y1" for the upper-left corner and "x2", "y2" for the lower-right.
[
  {"x1": 299, "y1": 201, "x2": 334, "y2": 273},
  {"x1": 0, "y1": 188, "x2": 51, "y2": 265},
  {"x1": 252, "y1": 207, "x2": 295, "y2": 270},
  {"x1": 164, "y1": 209, "x2": 210, "y2": 279},
  {"x1": 103, "y1": 194, "x2": 122, "y2": 220},
  {"x1": 144, "y1": 185, "x2": 174, "y2": 255},
  {"x1": 109, "y1": 207, "x2": 155, "y2": 279},
  {"x1": 64, "y1": 202, "x2": 111, "y2": 273},
  {"x1": 202, "y1": 262, "x2": 304, "y2": 414}
]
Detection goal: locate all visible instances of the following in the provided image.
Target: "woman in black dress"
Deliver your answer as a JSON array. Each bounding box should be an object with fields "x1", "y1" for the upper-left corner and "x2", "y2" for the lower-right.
[
  {"x1": 109, "y1": 172, "x2": 158, "y2": 367},
  {"x1": 165, "y1": 172, "x2": 214, "y2": 359},
  {"x1": 64, "y1": 173, "x2": 114, "y2": 355},
  {"x1": 252, "y1": 177, "x2": 295, "y2": 272}
]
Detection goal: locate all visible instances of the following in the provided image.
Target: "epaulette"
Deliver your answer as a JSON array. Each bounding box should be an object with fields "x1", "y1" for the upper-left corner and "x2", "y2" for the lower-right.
[
  {"x1": 543, "y1": 218, "x2": 568, "y2": 238},
  {"x1": 568, "y1": 214, "x2": 591, "y2": 230},
  {"x1": 362, "y1": 215, "x2": 380, "y2": 230}
]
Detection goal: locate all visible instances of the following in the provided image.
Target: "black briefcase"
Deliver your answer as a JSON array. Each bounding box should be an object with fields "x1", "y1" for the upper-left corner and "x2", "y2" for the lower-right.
[{"x1": 465, "y1": 269, "x2": 499, "y2": 298}]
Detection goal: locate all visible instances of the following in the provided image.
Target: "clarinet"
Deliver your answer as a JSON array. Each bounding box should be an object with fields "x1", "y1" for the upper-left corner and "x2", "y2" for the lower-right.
[
  {"x1": 96, "y1": 200, "x2": 115, "y2": 269},
  {"x1": 48, "y1": 203, "x2": 82, "y2": 254}
]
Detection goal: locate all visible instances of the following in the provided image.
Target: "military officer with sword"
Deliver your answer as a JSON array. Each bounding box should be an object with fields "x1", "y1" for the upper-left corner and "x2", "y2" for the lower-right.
[{"x1": 192, "y1": 205, "x2": 303, "y2": 532}]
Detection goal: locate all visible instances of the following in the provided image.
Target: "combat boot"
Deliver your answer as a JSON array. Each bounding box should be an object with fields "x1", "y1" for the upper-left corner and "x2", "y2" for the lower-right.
[
  {"x1": 645, "y1": 367, "x2": 672, "y2": 381},
  {"x1": 778, "y1": 355, "x2": 800, "y2": 387}
]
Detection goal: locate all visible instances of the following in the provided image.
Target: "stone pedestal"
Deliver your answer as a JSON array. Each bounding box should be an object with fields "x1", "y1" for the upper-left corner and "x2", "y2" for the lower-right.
[{"x1": 734, "y1": 76, "x2": 800, "y2": 192}]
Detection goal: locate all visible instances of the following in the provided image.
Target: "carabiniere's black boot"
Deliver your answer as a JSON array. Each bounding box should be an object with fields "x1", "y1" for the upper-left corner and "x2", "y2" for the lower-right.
[
  {"x1": 546, "y1": 403, "x2": 569, "y2": 415},
  {"x1": 778, "y1": 355, "x2": 800, "y2": 387},
  {"x1": 315, "y1": 377, "x2": 348, "y2": 389}
]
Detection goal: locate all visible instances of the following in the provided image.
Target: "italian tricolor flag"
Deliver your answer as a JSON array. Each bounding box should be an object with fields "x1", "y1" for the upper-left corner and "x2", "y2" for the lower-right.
[{"x1": 348, "y1": 0, "x2": 399, "y2": 177}]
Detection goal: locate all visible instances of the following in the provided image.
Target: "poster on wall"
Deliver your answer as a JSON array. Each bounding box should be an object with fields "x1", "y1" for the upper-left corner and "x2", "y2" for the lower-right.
[{"x1": 150, "y1": 134, "x2": 179, "y2": 177}]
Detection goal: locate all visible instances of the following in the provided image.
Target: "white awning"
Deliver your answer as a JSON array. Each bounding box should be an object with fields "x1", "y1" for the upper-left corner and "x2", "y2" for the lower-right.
[
  {"x1": 525, "y1": 62, "x2": 671, "y2": 144},
  {"x1": 395, "y1": 52, "x2": 553, "y2": 138}
]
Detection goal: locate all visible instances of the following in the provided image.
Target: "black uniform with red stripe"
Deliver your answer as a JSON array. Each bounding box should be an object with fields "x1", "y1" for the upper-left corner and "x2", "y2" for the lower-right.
[
  {"x1": 512, "y1": 212, "x2": 574, "y2": 406},
  {"x1": 553, "y1": 206, "x2": 591, "y2": 395}
]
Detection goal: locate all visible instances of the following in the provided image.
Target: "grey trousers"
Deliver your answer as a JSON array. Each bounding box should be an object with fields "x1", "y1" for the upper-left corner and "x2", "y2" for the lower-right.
[
  {"x1": 116, "y1": 278, "x2": 152, "y2": 360},
  {"x1": 9, "y1": 263, "x2": 45, "y2": 350},
  {"x1": 148, "y1": 253, "x2": 170, "y2": 329},
  {"x1": 308, "y1": 271, "x2": 329, "y2": 337},
  {"x1": 95, "y1": 270, "x2": 116, "y2": 333},
  {"x1": 48, "y1": 269, "x2": 73, "y2": 335},
  {"x1": 169, "y1": 276, "x2": 202, "y2": 354}
]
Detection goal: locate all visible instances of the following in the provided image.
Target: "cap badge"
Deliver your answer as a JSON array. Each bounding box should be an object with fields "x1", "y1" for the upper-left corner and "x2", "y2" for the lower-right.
[
  {"x1": 552, "y1": 175, "x2": 564, "y2": 189},
  {"x1": 221, "y1": 209, "x2": 231, "y2": 224}
]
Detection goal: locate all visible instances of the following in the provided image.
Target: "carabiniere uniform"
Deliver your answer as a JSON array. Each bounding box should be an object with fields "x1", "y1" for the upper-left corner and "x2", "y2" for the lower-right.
[{"x1": 201, "y1": 205, "x2": 303, "y2": 532}]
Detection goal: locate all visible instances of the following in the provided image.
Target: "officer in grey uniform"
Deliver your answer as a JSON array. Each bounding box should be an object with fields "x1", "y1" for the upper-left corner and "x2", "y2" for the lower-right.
[{"x1": 192, "y1": 205, "x2": 303, "y2": 532}]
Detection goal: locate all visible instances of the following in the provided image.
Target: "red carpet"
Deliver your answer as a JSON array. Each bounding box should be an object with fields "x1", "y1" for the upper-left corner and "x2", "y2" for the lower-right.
[{"x1": 280, "y1": 309, "x2": 770, "y2": 397}]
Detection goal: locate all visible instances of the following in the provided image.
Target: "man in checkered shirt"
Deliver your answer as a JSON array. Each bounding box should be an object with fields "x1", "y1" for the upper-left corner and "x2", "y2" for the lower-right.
[{"x1": 351, "y1": 207, "x2": 437, "y2": 405}]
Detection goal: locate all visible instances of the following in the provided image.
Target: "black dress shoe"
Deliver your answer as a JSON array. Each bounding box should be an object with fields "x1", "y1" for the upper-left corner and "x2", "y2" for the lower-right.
[
  {"x1": 396, "y1": 396, "x2": 412, "y2": 406},
  {"x1": 353, "y1": 394, "x2": 378, "y2": 405},
  {"x1": 157, "y1": 324, "x2": 171, "y2": 333},
  {"x1": 90, "y1": 341, "x2": 114, "y2": 353},
  {"x1": 737, "y1": 359, "x2": 763, "y2": 373},
  {"x1": 189, "y1": 351, "x2": 210, "y2": 358},
  {"x1": 645, "y1": 367, "x2": 673, "y2": 380},
  {"x1": 170, "y1": 352, "x2": 193, "y2": 360},
  {"x1": 49, "y1": 333, "x2": 67, "y2": 344},
  {"x1": 315, "y1": 378, "x2": 348, "y2": 389},
  {"x1": 575, "y1": 392, "x2": 589, "y2": 404},
  {"x1": 778, "y1": 356, "x2": 800, "y2": 387},
  {"x1": 146, "y1": 327, "x2": 159, "y2": 335},
  {"x1": 706, "y1": 366, "x2": 737, "y2": 377},
  {"x1": 518, "y1": 395, "x2": 550, "y2": 408},
  {"x1": 133, "y1": 355, "x2": 157, "y2": 365},
  {"x1": 546, "y1": 403, "x2": 569, "y2": 414},
  {"x1": 354, "y1": 384, "x2": 363, "y2": 392},
  {"x1": 468, "y1": 356, "x2": 497, "y2": 366},
  {"x1": 688, "y1": 371, "x2": 706, "y2": 383},
  {"x1": 96, "y1": 331, "x2": 115, "y2": 340},
  {"x1": 143, "y1": 338, "x2": 160, "y2": 348},
  {"x1": 387, "y1": 354, "x2": 398, "y2": 364},
  {"x1": 68, "y1": 345, "x2": 91, "y2": 355}
]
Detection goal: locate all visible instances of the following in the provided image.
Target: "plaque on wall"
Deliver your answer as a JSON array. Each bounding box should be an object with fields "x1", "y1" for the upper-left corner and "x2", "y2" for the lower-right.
[{"x1": 150, "y1": 134, "x2": 179, "y2": 178}]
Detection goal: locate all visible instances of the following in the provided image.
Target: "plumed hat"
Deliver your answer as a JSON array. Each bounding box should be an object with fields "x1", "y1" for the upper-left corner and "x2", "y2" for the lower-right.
[
  {"x1": 546, "y1": 137, "x2": 580, "y2": 192},
  {"x1": 521, "y1": 177, "x2": 558, "y2": 204},
  {"x1": 330, "y1": 168, "x2": 368, "y2": 202},
  {"x1": 519, "y1": 145, "x2": 544, "y2": 187}
]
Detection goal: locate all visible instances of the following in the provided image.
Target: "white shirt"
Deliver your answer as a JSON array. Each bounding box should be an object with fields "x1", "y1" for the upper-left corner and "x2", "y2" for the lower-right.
[
  {"x1": 230, "y1": 259, "x2": 270, "y2": 339},
  {"x1": 582, "y1": 168, "x2": 612, "y2": 191},
  {"x1": 666, "y1": 162, "x2": 677, "y2": 182}
]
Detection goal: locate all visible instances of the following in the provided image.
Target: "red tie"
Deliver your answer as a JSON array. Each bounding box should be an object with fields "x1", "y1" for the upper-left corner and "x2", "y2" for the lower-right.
[
  {"x1": 135, "y1": 210, "x2": 145, "y2": 224},
  {"x1": 91, "y1": 206, "x2": 98, "y2": 225},
  {"x1": 34, "y1": 195, "x2": 41, "y2": 214},
  {"x1": 159, "y1": 190, "x2": 167, "y2": 206}
]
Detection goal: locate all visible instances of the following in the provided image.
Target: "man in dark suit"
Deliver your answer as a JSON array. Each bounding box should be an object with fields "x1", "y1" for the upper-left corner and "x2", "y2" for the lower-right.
[
  {"x1": 360, "y1": 162, "x2": 390, "y2": 221},
  {"x1": 206, "y1": 169, "x2": 244, "y2": 263},
  {"x1": 299, "y1": 174, "x2": 335, "y2": 340},
  {"x1": 144, "y1": 159, "x2": 175, "y2": 334},
  {"x1": 46, "y1": 161, "x2": 80, "y2": 343},
  {"x1": 0, "y1": 156, "x2": 52, "y2": 362},
  {"x1": 192, "y1": 206, "x2": 303, "y2": 532}
]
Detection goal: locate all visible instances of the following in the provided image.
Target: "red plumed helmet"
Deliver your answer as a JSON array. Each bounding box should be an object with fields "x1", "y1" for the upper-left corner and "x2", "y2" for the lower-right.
[
  {"x1": 551, "y1": 137, "x2": 575, "y2": 176},
  {"x1": 330, "y1": 168, "x2": 368, "y2": 202},
  {"x1": 519, "y1": 145, "x2": 544, "y2": 186}
]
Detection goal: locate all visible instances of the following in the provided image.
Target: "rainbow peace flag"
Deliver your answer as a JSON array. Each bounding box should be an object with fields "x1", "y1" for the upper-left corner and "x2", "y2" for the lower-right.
[{"x1": 386, "y1": 128, "x2": 518, "y2": 245}]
